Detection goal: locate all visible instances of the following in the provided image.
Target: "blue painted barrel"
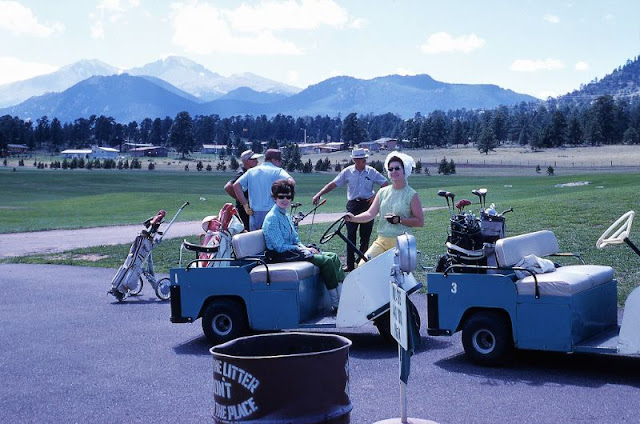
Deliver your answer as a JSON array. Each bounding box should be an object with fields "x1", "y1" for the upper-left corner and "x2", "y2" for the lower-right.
[{"x1": 210, "y1": 332, "x2": 352, "y2": 423}]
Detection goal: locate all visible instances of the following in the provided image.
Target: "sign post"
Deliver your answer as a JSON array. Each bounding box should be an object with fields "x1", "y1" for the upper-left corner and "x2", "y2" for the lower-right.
[{"x1": 373, "y1": 252, "x2": 437, "y2": 424}]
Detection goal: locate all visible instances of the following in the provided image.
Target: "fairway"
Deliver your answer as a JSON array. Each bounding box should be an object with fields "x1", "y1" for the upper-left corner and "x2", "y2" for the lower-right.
[{"x1": 2, "y1": 168, "x2": 640, "y2": 302}]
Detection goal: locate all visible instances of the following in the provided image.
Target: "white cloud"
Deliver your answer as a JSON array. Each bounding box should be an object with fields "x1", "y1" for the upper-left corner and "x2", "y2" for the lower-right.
[
  {"x1": 510, "y1": 58, "x2": 565, "y2": 72},
  {"x1": 0, "y1": 57, "x2": 58, "y2": 85},
  {"x1": 543, "y1": 14, "x2": 560, "y2": 24},
  {"x1": 537, "y1": 90, "x2": 558, "y2": 100},
  {"x1": 0, "y1": 1, "x2": 64, "y2": 37},
  {"x1": 90, "y1": 0, "x2": 140, "y2": 39},
  {"x1": 227, "y1": 0, "x2": 350, "y2": 32},
  {"x1": 173, "y1": 1, "x2": 359, "y2": 55},
  {"x1": 395, "y1": 68, "x2": 416, "y2": 76},
  {"x1": 575, "y1": 61, "x2": 589, "y2": 71},
  {"x1": 420, "y1": 32, "x2": 486, "y2": 54}
]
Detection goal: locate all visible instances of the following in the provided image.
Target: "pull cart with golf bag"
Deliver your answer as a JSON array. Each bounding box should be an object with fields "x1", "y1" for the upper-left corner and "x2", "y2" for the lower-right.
[
  {"x1": 425, "y1": 209, "x2": 640, "y2": 366},
  {"x1": 108, "y1": 202, "x2": 189, "y2": 302}
]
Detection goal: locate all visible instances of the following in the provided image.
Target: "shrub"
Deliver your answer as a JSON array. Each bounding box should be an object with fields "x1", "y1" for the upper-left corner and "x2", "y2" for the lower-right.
[
  {"x1": 148, "y1": 162, "x2": 155, "y2": 170},
  {"x1": 547, "y1": 166, "x2": 555, "y2": 176}
]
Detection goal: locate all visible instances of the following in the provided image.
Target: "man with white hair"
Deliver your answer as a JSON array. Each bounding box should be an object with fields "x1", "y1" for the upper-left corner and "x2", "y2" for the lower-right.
[
  {"x1": 224, "y1": 149, "x2": 262, "y2": 231},
  {"x1": 312, "y1": 148, "x2": 388, "y2": 271},
  {"x1": 233, "y1": 148, "x2": 295, "y2": 231}
]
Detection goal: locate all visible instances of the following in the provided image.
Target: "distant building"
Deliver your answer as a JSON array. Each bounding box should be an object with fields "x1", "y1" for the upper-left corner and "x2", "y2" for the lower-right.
[
  {"x1": 90, "y1": 146, "x2": 119, "y2": 159},
  {"x1": 61, "y1": 149, "x2": 91, "y2": 159},
  {"x1": 202, "y1": 144, "x2": 230, "y2": 155},
  {"x1": 129, "y1": 146, "x2": 169, "y2": 157},
  {"x1": 6, "y1": 144, "x2": 29, "y2": 155},
  {"x1": 123, "y1": 142, "x2": 153, "y2": 152}
]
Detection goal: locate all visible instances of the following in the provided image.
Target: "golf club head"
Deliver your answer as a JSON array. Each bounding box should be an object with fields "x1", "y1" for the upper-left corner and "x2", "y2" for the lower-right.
[
  {"x1": 446, "y1": 191, "x2": 456, "y2": 203},
  {"x1": 478, "y1": 188, "x2": 487, "y2": 207},
  {"x1": 437, "y1": 190, "x2": 450, "y2": 207}
]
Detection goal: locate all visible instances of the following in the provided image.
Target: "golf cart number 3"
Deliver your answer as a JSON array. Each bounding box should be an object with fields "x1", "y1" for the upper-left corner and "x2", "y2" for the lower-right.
[{"x1": 451, "y1": 282, "x2": 458, "y2": 294}]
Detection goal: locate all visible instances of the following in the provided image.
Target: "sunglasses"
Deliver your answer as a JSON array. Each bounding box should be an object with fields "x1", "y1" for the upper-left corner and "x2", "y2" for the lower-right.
[
  {"x1": 388, "y1": 166, "x2": 402, "y2": 172},
  {"x1": 276, "y1": 194, "x2": 293, "y2": 200}
]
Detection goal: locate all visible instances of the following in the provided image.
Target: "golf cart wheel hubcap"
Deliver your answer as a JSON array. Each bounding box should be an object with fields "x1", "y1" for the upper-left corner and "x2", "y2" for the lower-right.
[
  {"x1": 213, "y1": 314, "x2": 232, "y2": 336},
  {"x1": 472, "y1": 329, "x2": 495, "y2": 354}
]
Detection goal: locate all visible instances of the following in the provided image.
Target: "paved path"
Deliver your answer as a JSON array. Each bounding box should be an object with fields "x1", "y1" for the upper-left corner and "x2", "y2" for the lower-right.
[
  {"x1": 0, "y1": 212, "x2": 346, "y2": 258},
  {"x1": 0, "y1": 207, "x2": 446, "y2": 259}
]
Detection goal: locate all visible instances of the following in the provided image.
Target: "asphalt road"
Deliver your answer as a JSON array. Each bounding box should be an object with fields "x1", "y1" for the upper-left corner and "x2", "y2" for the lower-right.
[{"x1": 2, "y1": 263, "x2": 640, "y2": 423}]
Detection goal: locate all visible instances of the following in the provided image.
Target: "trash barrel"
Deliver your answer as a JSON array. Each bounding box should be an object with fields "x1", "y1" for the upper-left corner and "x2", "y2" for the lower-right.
[{"x1": 210, "y1": 332, "x2": 352, "y2": 423}]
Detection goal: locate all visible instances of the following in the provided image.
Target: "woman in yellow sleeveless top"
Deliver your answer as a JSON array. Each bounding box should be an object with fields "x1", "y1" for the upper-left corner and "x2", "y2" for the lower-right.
[{"x1": 345, "y1": 152, "x2": 424, "y2": 266}]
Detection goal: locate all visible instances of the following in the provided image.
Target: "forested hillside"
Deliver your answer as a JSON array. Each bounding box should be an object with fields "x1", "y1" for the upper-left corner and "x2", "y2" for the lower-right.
[{"x1": 2, "y1": 56, "x2": 640, "y2": 160}]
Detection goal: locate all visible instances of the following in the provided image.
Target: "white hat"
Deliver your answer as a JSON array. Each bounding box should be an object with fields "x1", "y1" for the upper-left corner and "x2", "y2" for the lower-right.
[
  {"x1": 240, "y1": 150, "x2": 262, "y2": 161},
  {"x1": 385, "y1": 152, "x2": 416, "y2": 181},
  {"x1": 351, "y1": 148, "x2": 369, "y2": 159}
]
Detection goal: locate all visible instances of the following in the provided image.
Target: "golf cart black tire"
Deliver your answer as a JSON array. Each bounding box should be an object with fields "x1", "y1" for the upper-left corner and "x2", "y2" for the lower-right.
[
  {"x1": 373, "y1": 303, "x2": 422, "y2": 347},
  {"x1": 154, "y1": 277, "x2": 171, "y2": 301},
  {"x1": 374, "y1": 311, "x2": 394, "y2": 344},
  {"x1": 462, "y1": 310, "x2": 513, "y2": 366},
  {"x1": 202, "y1": 299, "x2": 249, "y2": 346}
]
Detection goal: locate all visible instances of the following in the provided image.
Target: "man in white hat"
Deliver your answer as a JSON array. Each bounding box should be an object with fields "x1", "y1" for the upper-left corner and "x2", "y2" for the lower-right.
[
  {"x1": 312, "y1": 148, "x2": 388, "y2": 271},
  {"x1": 224, "y1": 149, "x2": 262, "y2": 231}
]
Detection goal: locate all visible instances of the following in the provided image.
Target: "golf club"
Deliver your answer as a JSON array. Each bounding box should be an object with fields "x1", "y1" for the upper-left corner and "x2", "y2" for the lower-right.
[
  {"x1": 471, "y1": 189, "x2": 482, "y2": 208},
  {"x1": 437, "y1": 190, "x2": 451, "y2": 214},
  {"x1": 478, "y1": 188, "x2": 488, "y2": 209},
  {"x1": 446, "y1": 191, "x2": 456, "y2": 211}
]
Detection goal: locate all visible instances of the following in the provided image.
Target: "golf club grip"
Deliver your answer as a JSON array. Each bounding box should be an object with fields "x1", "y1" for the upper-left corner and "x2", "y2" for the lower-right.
[
  {"x1": 318, "y1": 198, "x2": 327, "y2": 206},
  {"x1": 181, "y1": 202, "x2": 190, "y2": 208}
]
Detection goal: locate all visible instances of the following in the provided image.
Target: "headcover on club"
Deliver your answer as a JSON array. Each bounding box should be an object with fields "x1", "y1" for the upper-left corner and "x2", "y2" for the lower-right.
[{"x1": 455, "y1": 199, "x2": 472, "y2": 209}]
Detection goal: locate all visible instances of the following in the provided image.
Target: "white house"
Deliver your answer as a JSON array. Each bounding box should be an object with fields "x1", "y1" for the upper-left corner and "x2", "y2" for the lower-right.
[
  {"x1": 90, "y1": 146, "x2": 119, "y2": 159},
  {"x1": 60, "y1": 149, "x2": 91, "y2": 159}
]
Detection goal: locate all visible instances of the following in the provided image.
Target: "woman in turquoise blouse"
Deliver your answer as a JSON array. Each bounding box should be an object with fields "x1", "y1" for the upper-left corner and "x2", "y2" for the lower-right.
[{"x1": 262, "y1": 179, "x2": 344, "y2": 312}]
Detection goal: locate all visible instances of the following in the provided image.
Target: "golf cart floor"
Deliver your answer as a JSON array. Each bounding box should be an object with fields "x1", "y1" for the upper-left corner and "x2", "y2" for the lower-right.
[
  {"x1": 573, "y1": 325, "x2": 619, "y2": 354},
  {"x1": 299, "y1": 312, "x2": 337, "y2": 328}
]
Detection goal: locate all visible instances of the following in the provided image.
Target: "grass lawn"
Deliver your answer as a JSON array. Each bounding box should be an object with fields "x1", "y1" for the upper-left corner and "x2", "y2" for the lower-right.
[{"x1": 3, "y1": 167, "x2": 640, "y2": 303}]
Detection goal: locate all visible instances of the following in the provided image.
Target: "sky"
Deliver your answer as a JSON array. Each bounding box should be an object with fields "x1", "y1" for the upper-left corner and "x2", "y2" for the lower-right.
[{"x1": 1, "y1": 0, "x2": 639, "y2": 99}]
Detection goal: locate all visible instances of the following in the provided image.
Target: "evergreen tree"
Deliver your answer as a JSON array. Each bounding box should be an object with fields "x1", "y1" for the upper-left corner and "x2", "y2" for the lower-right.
[
  {"x1": 170, "y1": 111, "x2": 197, "y2": 158},
  {"x1": 476, "y1": 125, "x2": 497, "y2": 155}
]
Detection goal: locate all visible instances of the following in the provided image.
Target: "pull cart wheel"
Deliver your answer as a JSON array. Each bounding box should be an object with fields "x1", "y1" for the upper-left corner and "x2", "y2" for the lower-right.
[
  {"x1": 202, "y1": 299, "x2": 249, "y2": 346},
  {"x1": 154, "y1": 277, "x2": 171, "y2": 301},
  {"x1": 462, "y1": 310, "x2": 513, "y2": 366},
  {"x1": 129, "y1": 277, "x2": 143, "y2": 296}
]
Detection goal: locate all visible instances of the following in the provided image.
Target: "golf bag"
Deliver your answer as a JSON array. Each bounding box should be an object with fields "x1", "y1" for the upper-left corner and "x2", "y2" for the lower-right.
[
  {"x1": 181, "y1": 203, "x2": 245, "y2": 268},
  {"x1": 109, "y1": 210, "x2": 165, "y2": 299},
  {"x1": 109, "y1": 202, "x2": 189, "y2": 302},
  {"x1": 437, "y1": 212, "x2": 487, "y2": 273}
]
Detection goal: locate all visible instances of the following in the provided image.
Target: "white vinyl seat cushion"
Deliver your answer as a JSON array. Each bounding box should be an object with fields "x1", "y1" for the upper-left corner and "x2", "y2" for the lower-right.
[{"x1": 496, "y1": 230, "x2": 614, "y2": 296}]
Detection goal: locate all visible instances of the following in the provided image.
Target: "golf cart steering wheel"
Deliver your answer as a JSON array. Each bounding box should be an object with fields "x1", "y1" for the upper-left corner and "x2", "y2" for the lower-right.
[
  {"x1": 319, "y1": 215, "x2": 368, "y2": 263},
  {"x1": 596, "y1": 211, "x2": 635, "y2": 249},
  {"x1": 320, "y1": 215, "x2": 348, "y2": 244}
]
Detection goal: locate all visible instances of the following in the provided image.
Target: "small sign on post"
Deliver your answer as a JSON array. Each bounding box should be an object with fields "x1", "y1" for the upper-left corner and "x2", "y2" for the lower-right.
[{"x1": 390, "y1": 282, "x2": 408, "y2": 350}]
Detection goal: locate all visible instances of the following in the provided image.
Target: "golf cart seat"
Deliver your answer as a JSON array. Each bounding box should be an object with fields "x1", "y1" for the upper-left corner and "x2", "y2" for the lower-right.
[
  {"x1": 232, "y1": 230, "x2": 319, "y2": 283},
  {"x1": 496, "y1": 230, "x2": 614, "y2": 296}
]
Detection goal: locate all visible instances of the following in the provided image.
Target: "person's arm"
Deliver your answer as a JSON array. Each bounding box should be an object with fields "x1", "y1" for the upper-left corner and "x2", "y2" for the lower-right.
[
  {"x1": 397, "y1": 193, "x2": 424, "y2": 228},
  {"x1": 232, "y1": 181, "x2": 252, "y2": 215},
  {"x1": 224, "y1": 179, "x2": 238, "y2": 200},
  {"x1": 344, "y1": 192, "x2": 380, "y2": 223},
  {"x1": 313, "y1": 182, "x2": 337, "y2": 204}
]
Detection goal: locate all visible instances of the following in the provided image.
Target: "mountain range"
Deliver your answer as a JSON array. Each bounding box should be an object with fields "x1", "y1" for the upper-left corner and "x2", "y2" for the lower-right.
[{"x1": 0, "y1": 56, "x2": 539, "y2": 123}]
